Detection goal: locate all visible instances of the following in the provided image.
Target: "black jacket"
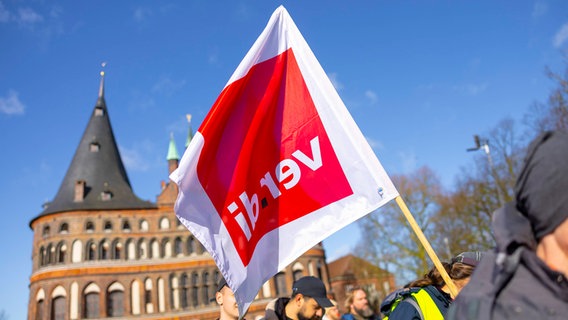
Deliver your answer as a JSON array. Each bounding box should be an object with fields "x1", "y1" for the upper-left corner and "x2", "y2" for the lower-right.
[{"x1": 447, "y1": 203, "x2": 568, "y2": 319}]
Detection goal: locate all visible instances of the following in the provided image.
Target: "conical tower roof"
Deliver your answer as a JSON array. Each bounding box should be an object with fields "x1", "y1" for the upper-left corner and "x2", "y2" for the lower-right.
[{"x1": 33, "y1": 69, "x2": 155, "y2": 221}]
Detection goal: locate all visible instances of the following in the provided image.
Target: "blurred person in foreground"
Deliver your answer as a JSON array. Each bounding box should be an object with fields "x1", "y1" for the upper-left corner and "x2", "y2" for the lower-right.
[
  {"x1": 264, "y1": 276, "x2": 333, "y2": 320},
  {"x1": 341, "y1": 287, "x2": 380, "y2": 320},
  {"x1": 215, "y1": 278, "x2": 241, "y2": 320},
  {"x1": 323, "y1": 299, "x2": 341, "y2": 320},
  {"x1": 448, "y1": 131, "x2": 568, "y2": 319},
  {"x1": 380, "y1": 252, "x2": 482, "y2": 319}
]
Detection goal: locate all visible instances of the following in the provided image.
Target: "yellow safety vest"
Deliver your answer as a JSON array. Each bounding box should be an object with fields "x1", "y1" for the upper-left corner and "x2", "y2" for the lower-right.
[{"x1": 384, "y1": 288, "x2": 444, "y2": 320}]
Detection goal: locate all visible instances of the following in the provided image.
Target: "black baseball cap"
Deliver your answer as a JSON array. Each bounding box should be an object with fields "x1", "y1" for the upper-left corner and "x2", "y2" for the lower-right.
[
  {"x1": 292, "y1": 276, "x2": 333, "y2": 308},
  {"x1": 216, "y1": 278, "x2": 228, "y2": 292}
]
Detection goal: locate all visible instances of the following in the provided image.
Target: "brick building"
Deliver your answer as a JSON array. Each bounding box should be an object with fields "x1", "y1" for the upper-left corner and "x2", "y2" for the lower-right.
[
  {"x1": 27, "y1": 71, "x2": 330, "y2": 320},
  {"x1": 327, "y1": 254, "x2": 395, "y2": 314}
]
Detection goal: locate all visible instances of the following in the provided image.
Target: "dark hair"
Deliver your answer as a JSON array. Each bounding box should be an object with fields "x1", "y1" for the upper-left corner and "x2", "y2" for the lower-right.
[{"x1": 406, "y1": 262, "x2": 475, "y2": 288}]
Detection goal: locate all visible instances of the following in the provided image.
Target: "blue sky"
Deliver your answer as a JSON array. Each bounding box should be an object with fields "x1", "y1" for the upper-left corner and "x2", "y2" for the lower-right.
[{"x1": 1, "y1": 0, "x2": 568, "y2": 318}]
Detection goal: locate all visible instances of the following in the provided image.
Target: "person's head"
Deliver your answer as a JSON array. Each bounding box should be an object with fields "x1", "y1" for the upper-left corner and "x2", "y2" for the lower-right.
[
  {"x1": 407, "y1": 251, "x2": 483, "y2": 295},
  {"x1": 286, "y1": 276, "x2": 333, "y2": 320},
  {"x1": 515, "y1": 131, "x2": 568, "y2": 276},
  {"x1": 344, "y1": 287, "x2": 374, "y2": 317},
  {"x1": 323, "y1": 299, "x2": 340, "y2": 320},
  {"x1": 215, "y1": 278, "x2": 239, "y2": 320}
]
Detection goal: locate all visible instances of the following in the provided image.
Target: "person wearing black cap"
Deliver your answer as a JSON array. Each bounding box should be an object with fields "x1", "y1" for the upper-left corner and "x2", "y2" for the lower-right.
[
  {"x1": 264, "y1": 276, "x2": 333, "y2": 320},
  {"x1": 448, "y1": 131, "x2": 568, "y2": 319},
  {"x1": 214, "y1": 278, "x2": 241, "y2": 320},
  {"x1": 380, "y1": 251, "x2": 482, "y2": 320}
]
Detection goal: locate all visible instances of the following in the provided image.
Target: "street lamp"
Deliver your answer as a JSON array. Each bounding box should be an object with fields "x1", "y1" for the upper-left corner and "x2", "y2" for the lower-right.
[{"x1": 467, "y1": 135, "x2": 505, "y2": 206}]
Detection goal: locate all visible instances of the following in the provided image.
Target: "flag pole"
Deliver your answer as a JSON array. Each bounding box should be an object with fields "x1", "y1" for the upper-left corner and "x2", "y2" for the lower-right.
[{"x1": 394, "y1": 196, "x2": 458, "y2": 298}]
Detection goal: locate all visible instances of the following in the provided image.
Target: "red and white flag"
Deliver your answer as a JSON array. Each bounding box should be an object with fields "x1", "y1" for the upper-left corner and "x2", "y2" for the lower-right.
[{"x1": 170, "y1": 5, "x2": 398, "y2": 316}]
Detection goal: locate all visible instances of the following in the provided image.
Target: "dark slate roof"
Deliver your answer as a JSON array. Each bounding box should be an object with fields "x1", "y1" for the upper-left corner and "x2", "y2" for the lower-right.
[{"x1": 31, "y1": 74, "x2": 156, "y2": 224}]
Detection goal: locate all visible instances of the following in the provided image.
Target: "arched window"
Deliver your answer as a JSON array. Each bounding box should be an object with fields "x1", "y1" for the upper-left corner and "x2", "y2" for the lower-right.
[
  {"x1": 107, "y1": 282, "x2": 125, "y2": 317},
  {"x1": 180, "y1": 273, "x2": 189, "y2": 309},
  {"x1": 191, "y1": 272, "x2": 199, "y2": 307},
  {"x1": 122, "y1": 220, "x2": 131, "y2": 232},
  {"x1": 292, "y1": 262, "x2": 304, "y2": 281},
  {"x1": 274, "y1": 272, "x2": 287, "y2": 296},
  {"x1": 39, "y1": 246, "x2": 46, "y2": 267},
  {"x1": 316, "y1": 261, "x2": 323, "y2": 279},
  {"x1": 83, "y1": 283, "x2": 100, "y2": 319},
  {"x1": 86, "y1": 241, "x2": 96, "y2": 261},
  {"x1": 131, "y1": 280, "x2": 141, "y2": 315},
  {"x1": 42, "y1": 225, "x2": 50, "y2": 237},
  {"x1": 157, "y1": 278, "x2": 165, "y2": 312},
  {"x1": 85, "y1": 221, "x2": 94, "y2": 232},
  {"x1": 46, "y1": 243, "x2": 53, "y2": 265},
  {"x1": 51, "y1": 296, "x2": 66, "y2": 320},
  {"x1": 72, "y1": 240, "x2": 82, "y2": 263},
  {"x1": 51, "y1": 286, "x2": 67, "y2": 320},
  {"x1": 112, "y1": 240, "x2": 122, "y2": 260},
  {"x1": 36, "y1": 299, "x2": 44, "y2": 319},
  {"x1": 36, "y1": 289, "x2": 45, "y2": 320},
  {"x1": 174, "y1": 237, "x2": 183, "y2": 256},
  {"x1": 187, "y1": 236, "x2": 195, "y2": 255},
  {"x1": 150, "y1": 239, "x2": 160, "y2": 259},
  {"x1": 170, "y1": 274, "x2": 180, "y2": 310},
  {"x1": 104, "y1": 221, "x2": 112, "y2": 232},
  {"x1": 138, "y1": 239, "x2": 147, "y2": 259},
  {"x1": 202, "y1": 272, "x2": 210, "y2": 304},
  {"x1": 159, "y1": 217, "x2": 170, "y2": 230},
  {"x1": 140, "y1": 219, "x2": 149, "y2": 231},
  {"x1": 126, "y1": 239, "x2": 135, "y2": 260},
  {"x1": 57, "y1": 242, "x2": 67, "y2": 263},
  {"x1": 100, "y1": 240, "x2": 110, "y2": 260},
  {"x1": 162, "y1": 238, "x2": 172, "y2": 258},
  {"x1": 59, "y1": 222, "x2": 69, "y2": 234},
  {"x1": 144, "y1": 278, "x2": 154, "y2": 314}
]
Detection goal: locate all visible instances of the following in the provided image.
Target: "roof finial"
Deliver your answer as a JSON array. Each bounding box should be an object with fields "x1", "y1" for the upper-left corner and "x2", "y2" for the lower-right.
[{"x1": 99, "y1": 62, "x2": 107, "y2": 99}]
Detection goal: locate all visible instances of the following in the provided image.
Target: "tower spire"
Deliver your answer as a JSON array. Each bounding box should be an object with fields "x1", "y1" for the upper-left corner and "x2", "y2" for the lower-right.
[
  {"x1": 31, "y1": 66, "x2": 155, "y2": 220},
  {"x1": 99, "y1": 62, "x2": 106, "y2": 99},
  {"x1": 167, "y1": 133, "x2": 180, "y2": 175}
]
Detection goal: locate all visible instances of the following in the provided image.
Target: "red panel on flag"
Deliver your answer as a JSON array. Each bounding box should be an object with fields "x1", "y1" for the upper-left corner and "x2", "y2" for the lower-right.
[{"x1": 197, "y1": 49, "x2": 353, "y2": 265}]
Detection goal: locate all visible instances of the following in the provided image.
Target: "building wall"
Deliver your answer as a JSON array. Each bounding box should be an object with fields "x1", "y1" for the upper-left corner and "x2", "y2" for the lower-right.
[{"x1": 28, "y1": 199, "x2": 329, "y2": 319}]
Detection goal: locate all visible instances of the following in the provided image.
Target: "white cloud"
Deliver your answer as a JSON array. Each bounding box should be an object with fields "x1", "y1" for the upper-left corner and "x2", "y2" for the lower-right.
[
  {"x1": 151, "y1": 76, "x2": 186, "y2": 96},
  {"x1": 453, "y1": 83, "x2": 488, "y2": 96},
  {"x1": 0, "y1": 90, "x2": 25, "y2": 115},
  {"x1": 0, "y1": 1, "x2": 10, "y2": 22},
  {"x1": 327, "y1": 72, "x2": 344, "y2": 91},
  {"x1": 119, "y1": 145, "x2": 151, "y2": 172},
  {"x1": 532, "y1": 1, "x2": 548, "y2": 19},
  {"x1": 17, "y1": 7, "x2": 43, "y2": 26},
  {"x1": 365, "y1": 136, "x2": 384, "y2": 150},
  {"x1": 365, "y1": 90, "x2": 378, "y2": 105},
  {"x1": 133, "y1": 6, "x2": 152, "y2": 22},
  {"x1": 553, "y1": 22, "x2": 568, "y2": 48}
]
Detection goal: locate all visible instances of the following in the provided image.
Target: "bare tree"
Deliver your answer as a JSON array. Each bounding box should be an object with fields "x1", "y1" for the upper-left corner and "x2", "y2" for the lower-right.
[
  {"x1": 356, "y1": 166, "x2": 443, "y2": 284},
  {"x1": 524, "y1": 61, "x2": 568, "y2": 134}
]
